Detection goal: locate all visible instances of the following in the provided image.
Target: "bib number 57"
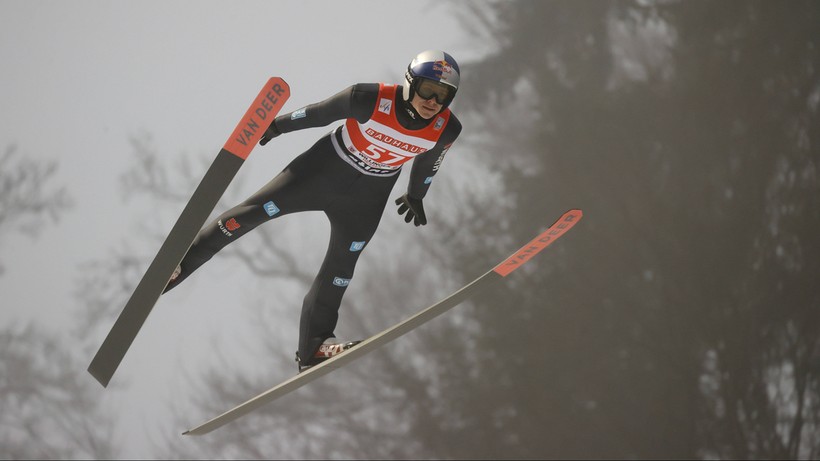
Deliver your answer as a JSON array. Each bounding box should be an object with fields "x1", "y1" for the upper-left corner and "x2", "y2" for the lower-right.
[{"x1": 362, "y1": 144, "x2": 410, "y2": 165}]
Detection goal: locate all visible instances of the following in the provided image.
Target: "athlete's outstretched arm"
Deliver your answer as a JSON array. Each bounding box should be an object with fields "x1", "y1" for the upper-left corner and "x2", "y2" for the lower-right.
[{"x1": 260, "y1": 84, "x2": 379, "y2": 145}]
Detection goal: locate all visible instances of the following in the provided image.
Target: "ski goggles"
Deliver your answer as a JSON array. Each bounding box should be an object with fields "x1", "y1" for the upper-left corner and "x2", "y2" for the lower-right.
[{"x1": 415, "y1": 78, "x2": 456, "y2": 105}]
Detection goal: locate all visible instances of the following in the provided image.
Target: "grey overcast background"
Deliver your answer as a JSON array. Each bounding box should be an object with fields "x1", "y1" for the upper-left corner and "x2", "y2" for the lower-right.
[
  {"x1": 3, "y1": 1, "x2": 820, "y2": 459},
  {"x1": 1, "y1": 0, "x2": 475, "y2": 457}
]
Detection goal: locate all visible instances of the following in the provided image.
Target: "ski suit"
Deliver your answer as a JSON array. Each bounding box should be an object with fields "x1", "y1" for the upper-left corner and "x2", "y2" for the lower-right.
[{"x1": 164, "y1": 82, "x2": 462, "y2": 364}]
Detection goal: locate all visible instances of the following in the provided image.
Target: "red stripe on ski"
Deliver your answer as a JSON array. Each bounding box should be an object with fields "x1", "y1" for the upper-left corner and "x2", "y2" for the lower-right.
[
  {"x1": 492, "y1": 209, "x2": 583, "y2": 277},
  {"x1": 223, "y1": 77, "x2": 290, "y2": 160}
]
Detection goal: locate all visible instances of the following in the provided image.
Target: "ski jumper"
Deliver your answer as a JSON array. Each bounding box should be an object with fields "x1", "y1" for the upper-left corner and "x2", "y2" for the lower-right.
[{"x1": 164, "y1": 83, "x2": 462, "y2": 364}]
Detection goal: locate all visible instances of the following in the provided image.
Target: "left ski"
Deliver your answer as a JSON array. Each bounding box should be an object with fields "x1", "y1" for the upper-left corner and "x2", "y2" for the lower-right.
[
  {"x1": 183, "y1": 209, "x2": 583, "y2": 436},
  {"x1": 88, "y1": 77, "x2": 290, "y2": 387}
]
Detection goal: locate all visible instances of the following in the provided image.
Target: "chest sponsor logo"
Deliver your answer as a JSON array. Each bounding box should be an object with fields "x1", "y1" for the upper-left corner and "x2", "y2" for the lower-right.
[
  {"x1": 364, "y1": 128, "x2": 427, "y2": 154},
  {"x1": 434, "y1": 116, "x2": 445, "y2": 130},
  {"x1": 378, "y1": 98, "x2": 392, "y2": 115}
]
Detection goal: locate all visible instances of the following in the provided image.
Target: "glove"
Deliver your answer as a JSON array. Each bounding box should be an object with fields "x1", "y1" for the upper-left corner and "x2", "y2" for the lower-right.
[
  {"x1": 259, "y1": 120, "x2": 281, "y2": 146},
  {"x1": 395, "y1": 194, "x2": 427, "y2": 226}
]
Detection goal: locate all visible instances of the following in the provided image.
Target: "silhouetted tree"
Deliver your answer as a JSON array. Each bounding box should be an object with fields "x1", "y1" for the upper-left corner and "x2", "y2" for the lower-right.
[
  {"x1": 0, "y1": 145, "x2": 72, "y2": 274},
  {"x1": 434, "y1": 1, "x2": 820, "y2": 459},
  {"x1": 0, "y1": 324, "x2": 118, "y2": 459},
  {"x1": 0, "y1": 146, "x2": 116, "y2": 458}
]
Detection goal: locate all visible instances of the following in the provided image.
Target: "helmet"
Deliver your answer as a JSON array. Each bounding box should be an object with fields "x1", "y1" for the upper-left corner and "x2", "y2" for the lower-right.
[{"x1": 402, "y1": 50, "x2": 460, "y2": 109}]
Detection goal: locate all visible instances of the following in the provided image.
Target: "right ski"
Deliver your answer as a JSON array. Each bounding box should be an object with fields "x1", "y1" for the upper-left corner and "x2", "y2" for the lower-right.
[
  {"x1": 183, "y1": 209, "x2": 582, "y2": 435},
  {"x1": 88, "y1": 77, "x2": 290, "y2": 388}
]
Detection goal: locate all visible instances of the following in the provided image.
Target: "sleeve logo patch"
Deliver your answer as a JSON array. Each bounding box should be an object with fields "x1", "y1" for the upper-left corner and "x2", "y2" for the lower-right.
[
  {"x1": 291, "y1": 107, "x2": 307, "y2": 120},
  {"x1": 333, "y1": 277, "x2": 351, "y2": 287},
  {"x1": 264, "y1": 201, "x2": 280, "y2": 217}
]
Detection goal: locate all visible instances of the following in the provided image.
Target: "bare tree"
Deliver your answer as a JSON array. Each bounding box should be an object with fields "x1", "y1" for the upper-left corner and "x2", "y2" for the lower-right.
[
  {"x1": 445, "y1": 1, "x2": 820, "y2": 459},
  {"x1": 0, "y1": 145, "x2": 117, "y2": 458},
  {"x1": 0, "y1": 323, "x2": 118, "y2": 459},
  {"x1": 0, "y1": 145, "x2": 72, "y2": 274}
]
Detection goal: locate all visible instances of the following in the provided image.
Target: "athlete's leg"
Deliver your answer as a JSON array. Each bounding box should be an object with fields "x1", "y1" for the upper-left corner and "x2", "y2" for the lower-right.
[
  {"x1": 297, "y1": 176, "x2": 398, "y2": 364},
  {"x1": 164, "y1": 137, "x2": 337, "y2": 293}
]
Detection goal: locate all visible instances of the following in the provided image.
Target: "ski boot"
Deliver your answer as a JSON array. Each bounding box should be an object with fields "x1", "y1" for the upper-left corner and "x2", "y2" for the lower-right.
[
  {"x1": 295, "y1": 338, "x2": 362, "y2": 373},
  {"x1": 163, "y1": 265, "x2": 182, "y2": 293},
  {"x1": 170, "y1": 265, "x2": 181, "y2": 282}
]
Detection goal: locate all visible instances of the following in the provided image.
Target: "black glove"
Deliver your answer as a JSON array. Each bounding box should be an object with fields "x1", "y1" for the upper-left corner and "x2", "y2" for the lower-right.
[
  {"x1": 395, "y1": 194, "x2": 427, "y2": 226},
  {"x1": 259, "y1": 120, "x2": 281, "y2": 146}
]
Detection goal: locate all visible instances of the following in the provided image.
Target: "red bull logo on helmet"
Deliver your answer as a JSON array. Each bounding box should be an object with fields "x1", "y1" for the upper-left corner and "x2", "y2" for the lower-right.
[{"x1": 433, "y1": 60, "x2": 455, "y2": 81}]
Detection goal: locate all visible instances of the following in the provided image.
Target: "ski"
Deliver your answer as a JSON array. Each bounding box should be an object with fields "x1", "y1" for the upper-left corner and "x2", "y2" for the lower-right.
[
  {"x1": 183, "y1": 208, "x2": 582, "y2": 435},
  {"x1": 88, "y1": 77, "x2": 291, "y2": 388}
]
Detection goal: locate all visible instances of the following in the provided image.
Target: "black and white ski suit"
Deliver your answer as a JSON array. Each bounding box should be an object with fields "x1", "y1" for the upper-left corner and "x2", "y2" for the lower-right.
[{"x1": 164, "y1": 82, "x2": 462, "y2": 364}]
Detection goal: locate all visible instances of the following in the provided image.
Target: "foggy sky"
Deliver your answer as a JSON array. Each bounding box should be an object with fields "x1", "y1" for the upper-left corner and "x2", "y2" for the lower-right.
[{"x1": 0, "y1": 1, "x2": 475, "y2": 456}]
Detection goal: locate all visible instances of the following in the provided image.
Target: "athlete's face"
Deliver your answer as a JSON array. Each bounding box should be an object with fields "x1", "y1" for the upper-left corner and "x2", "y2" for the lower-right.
[
  {"x1": 410, "y1": 93, "x2": 442, "y2": 119},
  {"x1": 410, "y1": 79, "x2": 452, "y2": 119}
]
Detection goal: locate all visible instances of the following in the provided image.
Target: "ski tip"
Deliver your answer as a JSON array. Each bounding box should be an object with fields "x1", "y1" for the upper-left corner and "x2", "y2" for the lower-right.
[
  {"x1": 492, "y1": 209, "x2": 582, "y2": 277},
  {"x1": 223, "y1": 76, "x2": 291, "y2": 160},
  {"x1": 270, "y1": 76, "x2": 290, "y2": 94}
]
